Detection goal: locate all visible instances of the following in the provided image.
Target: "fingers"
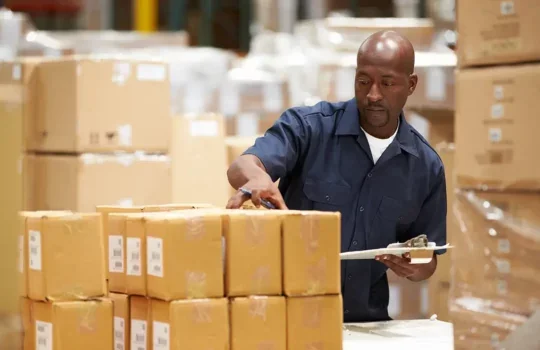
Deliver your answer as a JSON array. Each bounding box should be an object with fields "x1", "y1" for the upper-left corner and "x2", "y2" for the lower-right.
[
  {"x1": 376, "y1": 254, "x2": 417, "y2": 278},
  {"x1": 226, "y1": 191, "x2": 249, "y2": 209},
  {"x1": 250, "y1": 189, "x2": 288, "y2": 210}
]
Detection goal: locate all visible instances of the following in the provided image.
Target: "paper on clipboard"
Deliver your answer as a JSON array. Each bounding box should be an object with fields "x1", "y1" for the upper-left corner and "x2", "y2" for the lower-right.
[{"x1": 340, "y1": 243, "x2": 453, "y2": 264}]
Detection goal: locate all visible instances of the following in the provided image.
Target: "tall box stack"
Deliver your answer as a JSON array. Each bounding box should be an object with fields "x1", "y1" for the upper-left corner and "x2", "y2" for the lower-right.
[
  {"x1": 452, "y1": 0, "x2": 540, "y2": 347},
  {"x1": 19, "y1": 211, "x2": 113, "y2": 349},
  {"x1": 28, "y1": 56, "x2": 174, "y2": 211}
]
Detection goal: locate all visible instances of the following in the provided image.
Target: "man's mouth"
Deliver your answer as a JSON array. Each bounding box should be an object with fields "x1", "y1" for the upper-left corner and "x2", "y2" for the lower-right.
[{"x1": 366, "y1": 108, "x2": 385, "y2": 111}]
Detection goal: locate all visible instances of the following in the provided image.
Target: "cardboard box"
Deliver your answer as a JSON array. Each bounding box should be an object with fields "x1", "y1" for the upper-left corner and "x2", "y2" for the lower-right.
[
  {"x1": 224, "y1": 211, "x2": 282, "y2": 296},
  {"x1": 282, "y1": 211, "x2": 341, "y2": 296},
  {"x1": 21, "y1": 297, "x2": 33, "y2": 350},
  {"x1": 130, "y1": 296, "x2": 151, "y2": 350},
  {"x1": 457, "y1": 0, "x2": 540, "y2": 67},
  {"x1": 170, "y1": 114, "x2": 229, "y2": 207},
  {"x1": 405, "y1": 109, "x2": 454, "y2": 146},
  {"x1": 387, "y1": 271, "x2": 429, "y2": 320},
  {"x1": 33, "y1": 57, "x2": 171, "y2": 153},
  {"x1": 32, "y1": 299, "x2": 113, "y2": 350},
  {"x1": 97, "y1": 204, "x2": 213, "y2": 293},
  {"x1": 151, "y1": 298, "x2": 229, "y2": 350},
  {"x1": 26, "y1": 212, "x2": 106, "y2": 301},
  {"x1": 230, "y1": 296, "x2": 286, "y2": 350},
  {"x1": 225, "y1": 113, "x2": 281, "y2": 137},
  {"x1": 455, "y1": 64, "x2": 540, "y2": 190},
  {"x1": 286, "y1": 295, "x2": 343, "y2": 349},
  {"x1": 32, "y1": 153, "x2": 172, "y2": 212},
  {"x1": 146, "y1": 210, "x2": 224, "y2": 301},
  {"x1": 124, "y1": 214, "x2": 147, "y2": 296},
  {"x1": 109, "y1": 293, "x2": 130, "y2": 350}
]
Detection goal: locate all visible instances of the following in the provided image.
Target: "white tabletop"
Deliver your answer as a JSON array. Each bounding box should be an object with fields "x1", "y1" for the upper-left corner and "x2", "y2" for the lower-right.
[{"x1": 343, "y1": 319, "x2": 454, "y2": 349}]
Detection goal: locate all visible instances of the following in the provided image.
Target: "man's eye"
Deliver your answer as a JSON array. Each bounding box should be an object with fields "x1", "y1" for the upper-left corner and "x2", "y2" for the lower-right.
[
  {"x1": 357, "y1": 80, "x2": 369, "y2": 85},
  {"x1": 382, "y1": 81, "x2": 394, "y2": 87}
]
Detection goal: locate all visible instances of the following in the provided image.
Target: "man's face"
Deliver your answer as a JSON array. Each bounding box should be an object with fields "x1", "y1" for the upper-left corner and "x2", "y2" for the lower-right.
[{"x1": 354, "y1": 56, "x2": 416, "y2": 129}]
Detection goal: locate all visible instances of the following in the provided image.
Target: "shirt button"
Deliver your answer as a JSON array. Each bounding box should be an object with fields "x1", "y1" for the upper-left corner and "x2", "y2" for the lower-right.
[
  {"x1": 345, "y1": 309, "x2": 350, "y2": 314},
  {"x1": 352, "y1": 240, "x2": 358, "y2": 246},
  {"x1": 359, "y1": 206, "x2": 365, "y2": 212},
  {"x1": 325, "y1": 195, "x2": 331, "y2": 202},
  {"x1": 347, "y1": 274, "x2": 352, "y2": 280},
  {"x1": 368, "y1": 173, "x2": 373, "y2": 178}
]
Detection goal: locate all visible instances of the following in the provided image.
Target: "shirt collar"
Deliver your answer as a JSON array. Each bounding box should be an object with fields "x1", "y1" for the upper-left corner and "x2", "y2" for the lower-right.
[{"x1": 335, "y1": 98, "x2": 419, "y2": 158}]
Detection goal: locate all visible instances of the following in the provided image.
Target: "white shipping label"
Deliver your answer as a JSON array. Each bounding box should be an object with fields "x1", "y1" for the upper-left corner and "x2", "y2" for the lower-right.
[
  {"x1": 137, "y1": 64, "x2": 166, "y2": 81},
  {"x1": 117, "y1": 124, "x2": 132, "y2": 147},
  {"x1": 496, "y1": 259, "x2": 511, "y2": 274},
  {"x1": 491, "y1": 104, "x2": 504, "y2": 119},
  {"x1": 189, "y1": 120, "x2": 219, "y2": 137},
  {"x1": 114, "y1": 317, "x2": 125, "y2": 350},
  {"x1": 426, "y1": 67, "x2": 446, "y2": 102},
  {"x1": 147, "y1": 237, "x2": 164, "y2": 277},
  {"x1": 263, "y1": 83, "x2": 284, "y2": 112},
  {"x1": 335, "y1": 67, "x2": 356, "y2": 101},
  {"x1": 494, "y1": 85, "x2": 504, "y2": 100},
  {"x1": 388, "y1": 285, "x2": 401, "y2": 318},
  {"x1": 127, "y1": 237, "x2": 142, "y2": 276},
  {"x1": 19, "y1": 235, "x2": 24, "y2": 273},
  {"x1": 489, "y1": 128, "x2": 502, "y2": 143},
  {"x1": 498, "y1": 239, "x2": 511, "y2": 254},
  {"x1": 500, "y1": 1, "x2": 515, "y2": 15},
  {"x1": 109, "y1": 235, "x2": 124, "y2": 273},
  {"x1": 12, "y1": 64, "x2": 21, "y2": 81},
  {"x1": 131, "y1": 320, "x2": 147, "y2": 350},
  {"x1": 153, "y1": 321, "x2": 170, "y2": 350},
  {"x1": 36, "y1": 321, "x2": 53, "y2": 350},
  {"x1": 29, "y1": 230, "x2": 42, "y2": 271}
]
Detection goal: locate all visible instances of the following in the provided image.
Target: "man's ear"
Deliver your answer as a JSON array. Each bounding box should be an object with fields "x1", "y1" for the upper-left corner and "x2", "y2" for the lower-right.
[{"x1": 408, "y1": 73, "x2": 418, "y2": 96}]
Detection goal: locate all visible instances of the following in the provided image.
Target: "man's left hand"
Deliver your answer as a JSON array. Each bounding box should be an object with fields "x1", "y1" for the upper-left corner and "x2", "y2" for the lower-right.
[{"x1": 375, "y1": 252, "x2": 437, "y2": 282}]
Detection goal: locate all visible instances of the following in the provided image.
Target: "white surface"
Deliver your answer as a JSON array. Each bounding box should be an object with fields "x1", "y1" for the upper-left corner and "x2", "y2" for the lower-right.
[
  {"x1": 343, "y1": 319, "x2": 454, "y2": 349},
  {"x1": 29, "y1": 230, "x2": 42, "y2": 271},
  {"x1": 340, "y1": 244, "x2": 452, "y2": 260},
  {"x1": 127, "y1": 237, "x2": 142, "y2": 276},
  {"x1": 147, "y1": 236, "x2": 164, "y2": 277},
  {"x1": 114, "y1": 316, "x2": 125, "y2": 350},
  {"x1": 109, "y1": 235, "x2": 124, "y2": 273},
  {"x1": 36, "y1": 321, "x2": 53, "y2": 350}
]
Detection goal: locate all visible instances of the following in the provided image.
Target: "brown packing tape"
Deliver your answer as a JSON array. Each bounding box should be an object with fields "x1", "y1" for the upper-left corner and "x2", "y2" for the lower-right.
[
  {"x1": 302, "y1": 298, "x2": 322, "y2": 329},
  {"x1": 185, "y1": 215, "x2": 205, "y2": 241},
  {"x1": 248, "y1": 297, "x2": 268, "y2": 322},
  {"x1": 191, "y1": 300, "x2": 212, "y2": 323},
  {"x1": 251, "y1": 266, "x2": 271, "y2": 294},
  {"x1": 301, "y1": 215, "x2": 321, "y2": 254},
  {"x1": 186, "y1": 271, "x2": 207, "y2": 299},
  {"x1": 301, "y1": 215, "x2": 326, "y2": 295},
  {"x1": 305, "y1": 258, "x2": 327, "y2": 296}
]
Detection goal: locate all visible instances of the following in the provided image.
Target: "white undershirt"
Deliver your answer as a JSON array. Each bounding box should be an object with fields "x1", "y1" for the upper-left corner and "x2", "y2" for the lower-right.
[{"x1": 361, "y1": 122, "x2": 399, "y2": 164}]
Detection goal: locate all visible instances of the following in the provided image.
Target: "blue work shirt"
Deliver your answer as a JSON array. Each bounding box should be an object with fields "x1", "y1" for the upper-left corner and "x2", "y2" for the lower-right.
[{"x1": 243, "y1": 98, "x2": 447, "y2": 322}]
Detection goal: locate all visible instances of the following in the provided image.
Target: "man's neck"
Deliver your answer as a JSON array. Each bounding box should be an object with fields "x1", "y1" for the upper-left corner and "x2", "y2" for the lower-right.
[{"x1": 360, "y1": 118, "x2": 399, "y2": 139}]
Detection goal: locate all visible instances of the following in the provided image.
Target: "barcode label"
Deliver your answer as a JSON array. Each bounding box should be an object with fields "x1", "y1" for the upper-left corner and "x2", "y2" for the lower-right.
[
  {"x1": 35, "y1": 321, "x2": 52, "y2": 350},
  {"x1": 114, "y1": 317, "x2": 125, "y2": 350},
  {"x1": 131, "y1": 320, "x2": 147, "y2": 350},
  {"x1": 127, "y1": 237, "x2": 142, "y2": 276},
  {"x1": 500, "y1": 1, "x2": 515, "y2": 15},
  {"x1": 29, "y1": 230, "x2": 42, "y2": 271},
  {"x1": 18, "y1": 235, "x2": 24, "y2": 273},
  {"x1": 147, "y1": 237, "x2": 164, "y2": 277},
  {"x1": 109, "y1": 235, "x2": 124, "y2": 273},
  {"x1": 153, "y1": 321, "x2": 170, "y2": 350}
]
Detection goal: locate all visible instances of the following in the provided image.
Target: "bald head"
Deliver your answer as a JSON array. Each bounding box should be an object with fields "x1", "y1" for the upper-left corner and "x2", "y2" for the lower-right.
[{"x1": 357, "y1": 30, "x2": 415, "y2": 75}]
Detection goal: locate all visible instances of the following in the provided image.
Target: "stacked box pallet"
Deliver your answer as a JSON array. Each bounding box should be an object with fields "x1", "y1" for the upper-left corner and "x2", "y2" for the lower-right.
[
  {"x1": 451, "y1": 0, "x2": 540, "y2": 348},
  {"x1": 18, "y1": 211, "x2": 113, "y2": 349},
  {"x1": 103, "y1": 208, "x2": 343, "y2": 349}
]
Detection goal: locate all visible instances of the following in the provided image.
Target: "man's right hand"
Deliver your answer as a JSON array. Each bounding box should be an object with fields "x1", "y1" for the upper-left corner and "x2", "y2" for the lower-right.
[{"x1": 226, "y1": 175, "x2": 288, "y2": 210}]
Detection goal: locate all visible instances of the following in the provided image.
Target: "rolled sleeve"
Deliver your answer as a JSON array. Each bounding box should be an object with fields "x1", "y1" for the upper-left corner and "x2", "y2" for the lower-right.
[
  {"x1": 243, "y1": 108, "x2": 308, "y2": 182},
  {"x1": 406, "y1": 166, "x2": 448, "y2": 255}
]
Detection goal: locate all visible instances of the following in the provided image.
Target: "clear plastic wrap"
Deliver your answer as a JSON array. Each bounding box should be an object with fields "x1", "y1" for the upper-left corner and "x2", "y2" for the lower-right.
[{"x1": 450, "y1": 189, "x2": 540, "y2": 348}]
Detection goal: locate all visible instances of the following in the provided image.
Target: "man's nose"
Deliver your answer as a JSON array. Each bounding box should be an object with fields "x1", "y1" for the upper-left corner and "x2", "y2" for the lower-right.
[{"x1": 367, "y1": 83, "x2": 383, "y2": 102}]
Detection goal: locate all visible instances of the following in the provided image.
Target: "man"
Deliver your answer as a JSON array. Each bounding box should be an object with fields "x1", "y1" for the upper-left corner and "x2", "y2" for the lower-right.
[{"x1": 226, "y1": 30, "x2": 447, "y2": 322}]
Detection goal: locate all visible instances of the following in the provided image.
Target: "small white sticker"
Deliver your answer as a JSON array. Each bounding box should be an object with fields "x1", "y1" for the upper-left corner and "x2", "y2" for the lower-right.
[
  {"x1": 137, "y1": 64, "x2": 166, "y2": 81},
  {"x1": 497, "y1": 239, "x2": 510, "y2": 254},
  {"x1": 127, "y1": 237, "x2": 142, "y2": 276},
  {"x1": 117, "y1": 124, "x2": 132, "y2": 147},
  {"x1": 12, "y1": 64, "x2": 21, "y2": 81},
  {"x1": 114, "y1": 317, "x2": 125, "y2": 350},
  {"x1": 263, "y1": 83, "x2": 284, "y2": 112},
  {"x1": 496, "y1": 259, "x2": 511, "y2": 274},
  {"x1": 109, "y1": 235, "x2": 124, "y2": 273},
  {"x1": 117, "y1": 198, "x2": 134, "y2": 207},
  {"x1": 113, "y1": 62, "x2": 131, "y2": 85},
  {"x1": 491, "y1": 104, "x2": 504, "y2": 119},
  {"x1": 489, "y1": 128, "x2": 502, "y2": 143},
  {"x1": 236, "y1": 113, "x2": 259, "y2": 137},
  {"x1": 153, "y1": 321, "x2": 170, "y2": 350},
  {"x1": 131, "y1": 319, "x2": 147, "y2": 350},
  {"x1": 388, "y1": 284, "x2": 401, "y2": 318},
  {"x1": 29, "y1": 230, "x2": 42, "y2": 271},
  {"x1": 426, "y1": 67, "x2": 446, "y2": 102},
  {"x1": 36, "y1": 321, "x2": 53, "y2": 350},
  {"x1": 500, "y1": 1, "x2": 515, "y2": 15},
  {"x1": 147, "y1": 237, "x2": 164, "y2": 278},
  {"x1": 189, "y1": 120, "x2": 218, "y2": 137},
  {"x1": 335, "y1": 67, "x2": 356, "y2": 101},
  {"x1": 494, "y1": 85, "x2": 504, "y2": 100},
  {"x1": 19, "y1": 235, "x2": 24, "y2": 273}
]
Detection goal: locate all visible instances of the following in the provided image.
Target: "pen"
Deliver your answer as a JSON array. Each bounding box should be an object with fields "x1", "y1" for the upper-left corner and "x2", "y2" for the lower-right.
[{"x1": 239, "y1": 188, "x2": 276, "y2": 210}]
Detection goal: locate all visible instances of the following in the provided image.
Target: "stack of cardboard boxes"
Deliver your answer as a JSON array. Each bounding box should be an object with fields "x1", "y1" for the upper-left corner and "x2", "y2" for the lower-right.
[
  {"x1": 99, "y1": 207, "x2": 343, "y2": 349},
  {"x1": 451, "y1": 0, "x2": 540, "y2": 348}
]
